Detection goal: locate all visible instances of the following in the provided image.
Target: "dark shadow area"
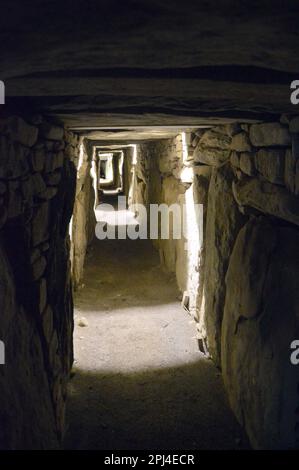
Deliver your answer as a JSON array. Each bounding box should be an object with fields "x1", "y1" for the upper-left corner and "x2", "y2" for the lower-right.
[{"x1": 64, "y1": 362, "x2": 250, "y2": 450}]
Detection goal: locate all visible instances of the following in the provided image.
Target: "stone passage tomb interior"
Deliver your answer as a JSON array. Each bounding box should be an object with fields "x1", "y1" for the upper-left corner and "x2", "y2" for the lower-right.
[{"x1": 0, "y1": 0, "x2": 299, "y2": 451}]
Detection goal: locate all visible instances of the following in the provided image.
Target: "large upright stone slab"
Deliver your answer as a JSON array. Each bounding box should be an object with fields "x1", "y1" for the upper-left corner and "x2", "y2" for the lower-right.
[
  {"x1": 221, "y1": 217, "x2": 299, "y2": 449},
  {"x1": 203, "y1": 163, "x2": 246, "y2": 365}
]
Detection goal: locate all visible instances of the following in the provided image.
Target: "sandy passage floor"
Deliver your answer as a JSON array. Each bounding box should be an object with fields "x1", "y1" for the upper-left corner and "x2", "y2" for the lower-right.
[{"x1": 64, "y1": 238, "x2": 248, "y2": 450}]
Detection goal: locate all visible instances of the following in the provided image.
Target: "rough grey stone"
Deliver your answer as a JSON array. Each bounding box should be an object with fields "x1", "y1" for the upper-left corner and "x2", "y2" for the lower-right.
[
  {"x1": 42, "y1": 305, "x2": 54, "y2": 343},
  {"x1": 40, "y1": 123, "x2": 64, "y2": 141},
  {"x1": 203, "y1": 163, "x2": 246, "y2": 365},
  {"x1": 0, "y1": 244, "x2": 59, "y2": 449},
  {"x1": 30, "y1": 148, "x2": 46, "y2": 172},
  {"x1": 284, "y1": 148, "x2": 296, "y2": 193},
  {"x1": 194, "y1": 147, "x2": 230, "y2": 166},
  {"x1": 255, "y1": 148, "x2": 285, "y2": 184},
  {"x1": 289, "y1": 116, "x2": 299, "y2": 133},
  {"x1": 32, "y1": 255, "x2": 47, "y2": 280},
  {"x1": 32, "y1": 202, "x2": 49, "y2": 246},
  {"x1": 230, "y1": 151, "x2": 240, "y2": 168},
  {"x1": 0, "y1": 182, "x2": 6, "y2": 194},
  {"x1": 222, "y1": 217, "x2": 299, "y2": 449},
  {"x1": 0, "y1": 138, "x2": 28, "y2": 179},
  {"x1": 7, "y1": 116, "x2": 38, "y2": 147},
  {"x1": 39, "y1": 278, "x2": 47, "y2": 313},
  {"x1": 230, "y1": 132, "x2": 252, "y2": 152},
  {"x1": 38, "y1": 187, "x2": 58, "y2": 200},
  {"x1": 233, "y1": 177, "x2": 299, "y2": 226},
  {"x1": 45, "y1": 151, "x2": 64, "y2": 172},
  {"x1": 199, "y1": 129, "x2": 231, "y2": 149},
  {"x1": 7, "y1": 182, "x2": 22, "y2": 218},
  {"x1": 45, "y1": 171, "x2": 61, "y2": 186},
  {"x1": 239, "y1": 152, "x2": 255, "y2": 176},
  {"x1": 249, "y1": 123, "x2": 291, "y2": 147},
  {"x1": 32, "y1": 173, "x2": 46, "y2": 196}
]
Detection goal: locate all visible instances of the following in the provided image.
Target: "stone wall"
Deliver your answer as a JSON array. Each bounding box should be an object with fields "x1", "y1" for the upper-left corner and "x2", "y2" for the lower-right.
[
  {"x1": 70, "y1": 138, "x2": 96, "y2": 288},
  {"x1": 141, "y1": 119, "x2": 299, "y2": 449},
  {"x1": 127, "y1": 145, "x2": 149, "y2": 210},
  {"x1": 142, "y1": 134, "x2": 208, "y2": 321},
  {"x1": 0, "y1": 116, "x2": 78, "y2": 449},
  {"x1": 192, "y1": 119, "x2": 299, "y2": 448}
]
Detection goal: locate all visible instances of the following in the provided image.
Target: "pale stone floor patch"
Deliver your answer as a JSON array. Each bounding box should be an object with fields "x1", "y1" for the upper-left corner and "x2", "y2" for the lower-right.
[{"x1": 64, "y1": 238, "x2": 249, "y2": 450}]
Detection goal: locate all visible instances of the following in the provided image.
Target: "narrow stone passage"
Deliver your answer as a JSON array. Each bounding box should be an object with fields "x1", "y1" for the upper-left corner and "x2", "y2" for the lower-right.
[{"x1": 64, "y1": 238, "x2": 248, "y2": 450}]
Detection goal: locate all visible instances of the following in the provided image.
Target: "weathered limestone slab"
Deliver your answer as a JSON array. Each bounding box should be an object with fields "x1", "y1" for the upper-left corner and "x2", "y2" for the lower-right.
[
  {"x1": 45, "y1": 151, "x2": 64, "y2": 173},
  {"x1": 1, "y1": 116, "x2": 38, "y2": 147},
  {"x1": 194, "y1": 147, "x2": 230, "y2": 166},
  {"x1": 40, "y1": 123, "x2": 64, "y2": 141},
  {"x1": 284, "y1": 148, "x2": 296, "y2": 192},
  {"x1": 289, "y1": 116, "x2": 299, "y2": 133},
  {"x1": 249, "y1": 123, "x2": 291, "y2": 147},
  {"x1": 221, "y1": 217, "x2": 299, "y2": 449},
  {"x1": 230, "y1": 132, "x2": 252, "y2": 152},
  {"x1": 32, "y1": 202, "x2": 49, "y2": 246},
  {"x1": 230, "y1": 150, "x2": 240, "y2": 168},
  {"x1": 32, "y1": 255, "x2": 47, "y2": 280},
  {"x1": 233, "y1": 177, "x2": 299, "y2": 226},
  {"x1": 203, "y1": 163, "x2": 246, "y2": 365},
  {"x1": 30, "y1": 148, "x2": 46, "y2": 172},
  {"x1": 39, "y1": 278, "x2": 47, "y2": 313},
  {"x1": 199, "y1": 129, "x2": 231, "y2": 149},
  {"x1": 32, "y1": 173, "x2": 46, "y2": 196},
  {"x1": 255, "y1": 148, "x2": 285, "y2": 184},
  {"x1": 239, "y1": 152, "x2": 255, "y2": 176},
  {"x1": 42, "y1": 305, "x2": 54, "y2": 343},
  {"x1": 0, "y1": 138, "x2": 28, "y2": 179}
]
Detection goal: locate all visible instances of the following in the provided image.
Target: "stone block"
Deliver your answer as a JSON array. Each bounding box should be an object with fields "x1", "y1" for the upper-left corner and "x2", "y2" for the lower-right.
[
  {"x1": 39, "y1": 277, "x2": 47, "y2": 313},
  {"x1": 32, "y1": 255, "x2": 47, "y2": 281},
  {"x1": 199, "y1": 129, "x2": 231, "y2": 149},
  {"x1": 289, "y1": 116, "x2": 299, "y2": 133},
  {"x1": 239, "y1": 152, "x2": 255, "y2": 176},
  {"x1": 30, "y1": 148, "x2": 46, "y2": 172},
  {"x1": 32, "y1": 173, "x2": 47, "y2": 196},
  {"x1": 40, "y1": 123, "x2": 64, "y2": 141},
  {"x1": 284, "y1": 148, "x2": 296, "y2": 193},
  {"x1": 249, "y1": 122, "x2": 291, "y2": 147},
  {"x1": 45, "y1": 171, "x2": 61, "y2": 186},
  {"x1": 7, "y1": 116, "x2": 38, "y2": 147},
  {"x1": 194, "y1": 147, "x2": 230, "y2": 166},
  {"x1": 7, "y1": 182, "x2": 23, "y2": 218},
  {"x1": 45, "y1": 151, "x2": 64, "y2": 173},
  {"x1": 233, "y1": 177, "x2": 299, "y2": 226},
  {"x1": 42, "y1": 305, "x2": 54, "y2": 343},
  {"x1": 222, "y1": 217, "x2": 299, "y2": 449},
  {"x1": 230, "y1": 150, "x2": 240, "y2": 168},
  {"x1": 0, "y1": 181, "x2": 6, "y2": 194},
  {"x1": 0, "y1": 138, "x2": 28, "y2": 179},
  {"x1": 38, "y1": 187, "x2": 58, "y2": 200},
  {"x1": 255, "y1": 148, "x2": 285, "y2": 184},
  {"x1": 230, "y1": 132, "x2": 252, "y2": 152},
  {"x1": 32, "y1": 202, "x2": 49, "y2": 246}
]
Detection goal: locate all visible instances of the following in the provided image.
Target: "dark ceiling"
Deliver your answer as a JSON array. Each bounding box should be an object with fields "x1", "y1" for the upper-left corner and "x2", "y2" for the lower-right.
[{"x1": 1, "y1": 0, "x2": 299, "y2": 128}]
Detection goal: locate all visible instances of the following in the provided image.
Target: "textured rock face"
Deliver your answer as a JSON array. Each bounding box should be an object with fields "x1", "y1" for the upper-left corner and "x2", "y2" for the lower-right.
[
  {"x1": 221, "y1": 217, "x2": 299, "y2": 449},
  {"x1": 71, "y1": 140, "x2": 96, "y2": 288},
  {"x1": 0, "y1": 116, "x2": 78, "y2": 448},
  {"x1": 249, "y1": 123, "x2": 291, "y2": 147},
  {"x1": 0, "y1": 245, "x2": 58, "y2": 449},
  {"x1": 203, "y1": 163, "x2": 246, "y2": 365},
  {"x1": 233, "y1": 178, "x2": 299, "y2": 227},
  {"x1": 255, "y1": 149, "x2": 285, "y2": 184}
]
